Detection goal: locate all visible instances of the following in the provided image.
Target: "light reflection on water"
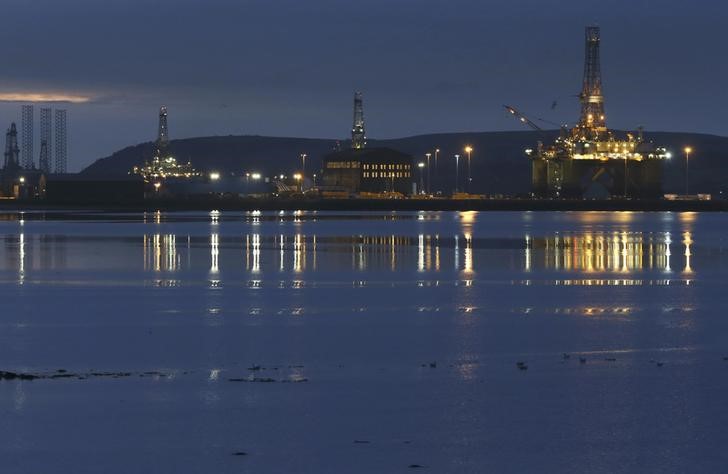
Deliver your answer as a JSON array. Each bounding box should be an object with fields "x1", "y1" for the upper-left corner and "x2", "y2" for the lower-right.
[
  {"x1": 0, "y1": 211, "x2": 710, "y2": 290},
  {"x1": 0, "y1": 232, "x2": 698, "y2": 283},
  {"x1": 133, "y1": 231, "x2": 693, "y2": 276}
]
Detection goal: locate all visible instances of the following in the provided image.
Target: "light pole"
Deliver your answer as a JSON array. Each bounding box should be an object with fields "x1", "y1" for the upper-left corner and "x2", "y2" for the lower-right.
[
  {"x1": 434, "y1": 148, "x2": 440, "y2": 193},
  {"x1": 684, "y1": 147, "x2": 692, "y2": 196},
  {"x1": 425, "y1": 153, "x2": 431, "y2": 194},
  {"x1": 300, "y1": 153, "x2": 307, "y2": 190},
  {"x1": 465, "y1": 146, "x2": 473, "y2": 194},
  {"x1": 417, "y1": 162, "x2": 425, "y2": 194},
  {"x1": 454, "y1": 154, "x2": 460, "y2": 194}
]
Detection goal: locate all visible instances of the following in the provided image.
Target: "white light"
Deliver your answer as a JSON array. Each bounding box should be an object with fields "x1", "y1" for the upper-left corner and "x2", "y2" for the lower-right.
[
  {"x1": 210, "y1": 172, "x2": 220, "y2": 181},
  {"x1": 251, "y1": 173, "x2": 262, "y2": 180}
]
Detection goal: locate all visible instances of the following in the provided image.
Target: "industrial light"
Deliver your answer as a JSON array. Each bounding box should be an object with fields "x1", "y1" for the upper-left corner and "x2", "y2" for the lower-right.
[
  {"x1": 251, "y1": 173, "x2": 262, "y2": 180},
  {"x1": 18, "y1": 176, "x2": 25, "y2": 183},
  {"x1": 210, "y1": 172, "x2": 220, "y2": 181}
]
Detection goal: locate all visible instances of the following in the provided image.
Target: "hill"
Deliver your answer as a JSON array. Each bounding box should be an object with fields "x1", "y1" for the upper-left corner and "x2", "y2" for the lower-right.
[{"x1": 81, "y1": 131, "x2": 728, "y2": 196}]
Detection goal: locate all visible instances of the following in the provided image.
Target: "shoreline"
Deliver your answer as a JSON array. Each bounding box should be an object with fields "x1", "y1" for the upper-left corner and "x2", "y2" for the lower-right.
[{"x1": 0, "y1": 198, "x2": 726, "y2": 212}]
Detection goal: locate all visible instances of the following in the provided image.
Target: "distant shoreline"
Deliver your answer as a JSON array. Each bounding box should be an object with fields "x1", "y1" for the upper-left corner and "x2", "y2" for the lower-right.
[{"x1": 0, "y1": 198, "x2": 726, "y2": 213}]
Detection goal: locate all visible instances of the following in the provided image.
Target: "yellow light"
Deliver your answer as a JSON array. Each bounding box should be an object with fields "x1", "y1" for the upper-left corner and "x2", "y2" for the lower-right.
[
  {"x1": 293, "y1": 173, "x2": 302, "y2": 180},
  {"x1": 684, "y1": 147, "x2": 692, "y2": 154},
  {"x1": 153, "y1": 182, "x2": 161, "y2": 189},
  {"x1": 465, "y1": 146, "x2": 473, "y2": 153}
]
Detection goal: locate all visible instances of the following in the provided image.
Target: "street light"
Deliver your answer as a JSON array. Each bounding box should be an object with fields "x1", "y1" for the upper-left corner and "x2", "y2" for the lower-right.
[
  {"x1": 417, "y1": 162, "x2": 425, "y2": 194},
  {"x1": 300, "y1": 153, "x2": 307, "y2": 190},
  {"x1": 209, "y1": 172, "x2": 220, "y2": 181},
  {"x1": 293, "y1": 173, "x2": 303, "y2": 192},
  {"x1": 251, "y1": 172, "x2": 262, "y2": 180},
  {"x1": 684, "y1": 146, "x2": 692, "y2": 196},
  {"x1": 425, "y1": 153, "x2": 431, "y2": 194},
  {"x1": 454, "y1": 154, "x2": 460, "y2": 194},
  {"x1": 464, "y1": 146, "x2": 473, "y2": 193},
  {"x1": 434, "y1": 148, "x2": 440, "y2": 192}
]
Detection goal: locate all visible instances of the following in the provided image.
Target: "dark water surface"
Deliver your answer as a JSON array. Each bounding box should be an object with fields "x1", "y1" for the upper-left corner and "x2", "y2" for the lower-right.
[{"x1": 1, "y1": 210, "x2": 727, "y2": 473}]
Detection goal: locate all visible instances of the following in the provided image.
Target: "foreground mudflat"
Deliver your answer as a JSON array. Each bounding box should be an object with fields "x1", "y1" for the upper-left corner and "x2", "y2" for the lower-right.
[{"x1": 0, "y1": 211, "x2": 726, "y2": 473}]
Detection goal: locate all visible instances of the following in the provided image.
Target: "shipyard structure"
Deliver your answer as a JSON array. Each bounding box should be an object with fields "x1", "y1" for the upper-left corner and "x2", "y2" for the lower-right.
[
  {"x1": 523, "y1": 27, "x2": 668, "y2": 198},
  {"x1": 322, "y1": 92, "x2": 415, "y2": 196}
]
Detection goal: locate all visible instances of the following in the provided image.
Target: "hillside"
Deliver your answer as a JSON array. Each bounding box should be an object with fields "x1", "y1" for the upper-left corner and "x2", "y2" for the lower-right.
[{"x1": 81, "y1": 131, "x2": 728, "y2": 195}]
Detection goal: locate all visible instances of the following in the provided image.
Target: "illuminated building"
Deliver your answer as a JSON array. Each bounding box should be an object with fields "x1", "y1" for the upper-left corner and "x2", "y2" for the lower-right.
[
  {"x1": 516, "y1": 27, "x2": 669, "y2": 198},
  {"x1": 322, "y1": 148, "x2": 414, "y2": 195}
]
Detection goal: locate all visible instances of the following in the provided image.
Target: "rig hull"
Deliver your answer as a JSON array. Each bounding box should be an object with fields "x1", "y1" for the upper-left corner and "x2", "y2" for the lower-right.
[{"x1": 532, "y1": 158, "x2": 663, "y2": 199}]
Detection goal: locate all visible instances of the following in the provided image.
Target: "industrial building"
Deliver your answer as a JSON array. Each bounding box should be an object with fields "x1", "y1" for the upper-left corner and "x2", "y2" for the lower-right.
[
  {"x1": 322, "y1": 148, "x2": 414, "y2": 195},
  {"x1": 514, "y1": 27, "x2": 669, "y2": 198},
  {"x1": 322, "y1": 93, "x2": 414, "y2": 195}
]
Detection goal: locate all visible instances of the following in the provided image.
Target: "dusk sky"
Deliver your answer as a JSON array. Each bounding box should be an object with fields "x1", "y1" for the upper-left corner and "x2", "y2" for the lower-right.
[{"x1": 0, "y1": 0, "x2": 724, "y2": 170}]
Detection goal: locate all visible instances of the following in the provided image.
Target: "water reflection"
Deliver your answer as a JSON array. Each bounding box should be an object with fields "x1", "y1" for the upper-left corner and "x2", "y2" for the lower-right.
[
  {"x1": 135, "y1": 231, "x2": 697, "y2": 275},
  {"x1": 210, "y1": 233, "x2": 219, "y2": 274},
  {"x1": 0, "y1": 227, "x2": 698, "y2": 279},
  {"x1": 683, "y1": 232, "x2": 693, "y2": 274},
  {"x1": 143, "y1": 234, "x2": 179, "y2": 272},
  {"x1": 532, "y1": 231, "x2": 689, "y2": 273}
]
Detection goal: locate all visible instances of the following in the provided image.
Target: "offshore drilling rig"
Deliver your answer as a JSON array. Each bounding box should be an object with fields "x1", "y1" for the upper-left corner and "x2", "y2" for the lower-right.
[{"x1": 516, "y1": 27, "x2": 669, "y2": 198}]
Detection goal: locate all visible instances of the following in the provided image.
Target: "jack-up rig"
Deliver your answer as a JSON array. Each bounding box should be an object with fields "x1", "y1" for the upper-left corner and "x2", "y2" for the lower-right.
[{"x1": 508, "y1": 27, "x2": 669, "y2": 198}]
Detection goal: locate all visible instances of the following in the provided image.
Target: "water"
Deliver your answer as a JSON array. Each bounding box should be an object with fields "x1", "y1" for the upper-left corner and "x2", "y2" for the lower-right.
[{"x1": 1, "y1": 210, "x2": 727, "y2": 473}]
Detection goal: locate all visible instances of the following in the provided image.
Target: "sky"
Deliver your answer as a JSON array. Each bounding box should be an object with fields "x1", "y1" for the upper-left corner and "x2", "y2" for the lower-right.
[{"x1": 0, "y1": 0, "x2": 725, "y2": 171}]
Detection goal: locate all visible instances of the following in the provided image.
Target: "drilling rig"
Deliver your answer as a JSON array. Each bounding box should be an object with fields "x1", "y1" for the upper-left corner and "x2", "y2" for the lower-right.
[{"x1": 517, "y1": 27, "x2": 669, "y2": 198}]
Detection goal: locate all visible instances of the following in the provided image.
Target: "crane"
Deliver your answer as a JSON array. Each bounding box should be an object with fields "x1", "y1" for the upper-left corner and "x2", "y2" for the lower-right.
[
  {"x1": 503, "y1": 105, "x2": 542, "y2": 130},
  {"x1": 504, "y1": 105, "x2": 569, "y2": 135}
]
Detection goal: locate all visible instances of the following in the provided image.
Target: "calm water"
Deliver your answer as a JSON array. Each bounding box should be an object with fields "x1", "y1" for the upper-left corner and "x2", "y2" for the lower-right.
[{"x1": 1, "y1": 210, "x2": 727, "y2": 473}]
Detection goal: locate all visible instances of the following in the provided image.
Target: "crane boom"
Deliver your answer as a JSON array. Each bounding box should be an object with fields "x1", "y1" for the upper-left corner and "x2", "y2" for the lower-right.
[{"x1": 503, "y1": 105, "x2": 542, "y2": 131}]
